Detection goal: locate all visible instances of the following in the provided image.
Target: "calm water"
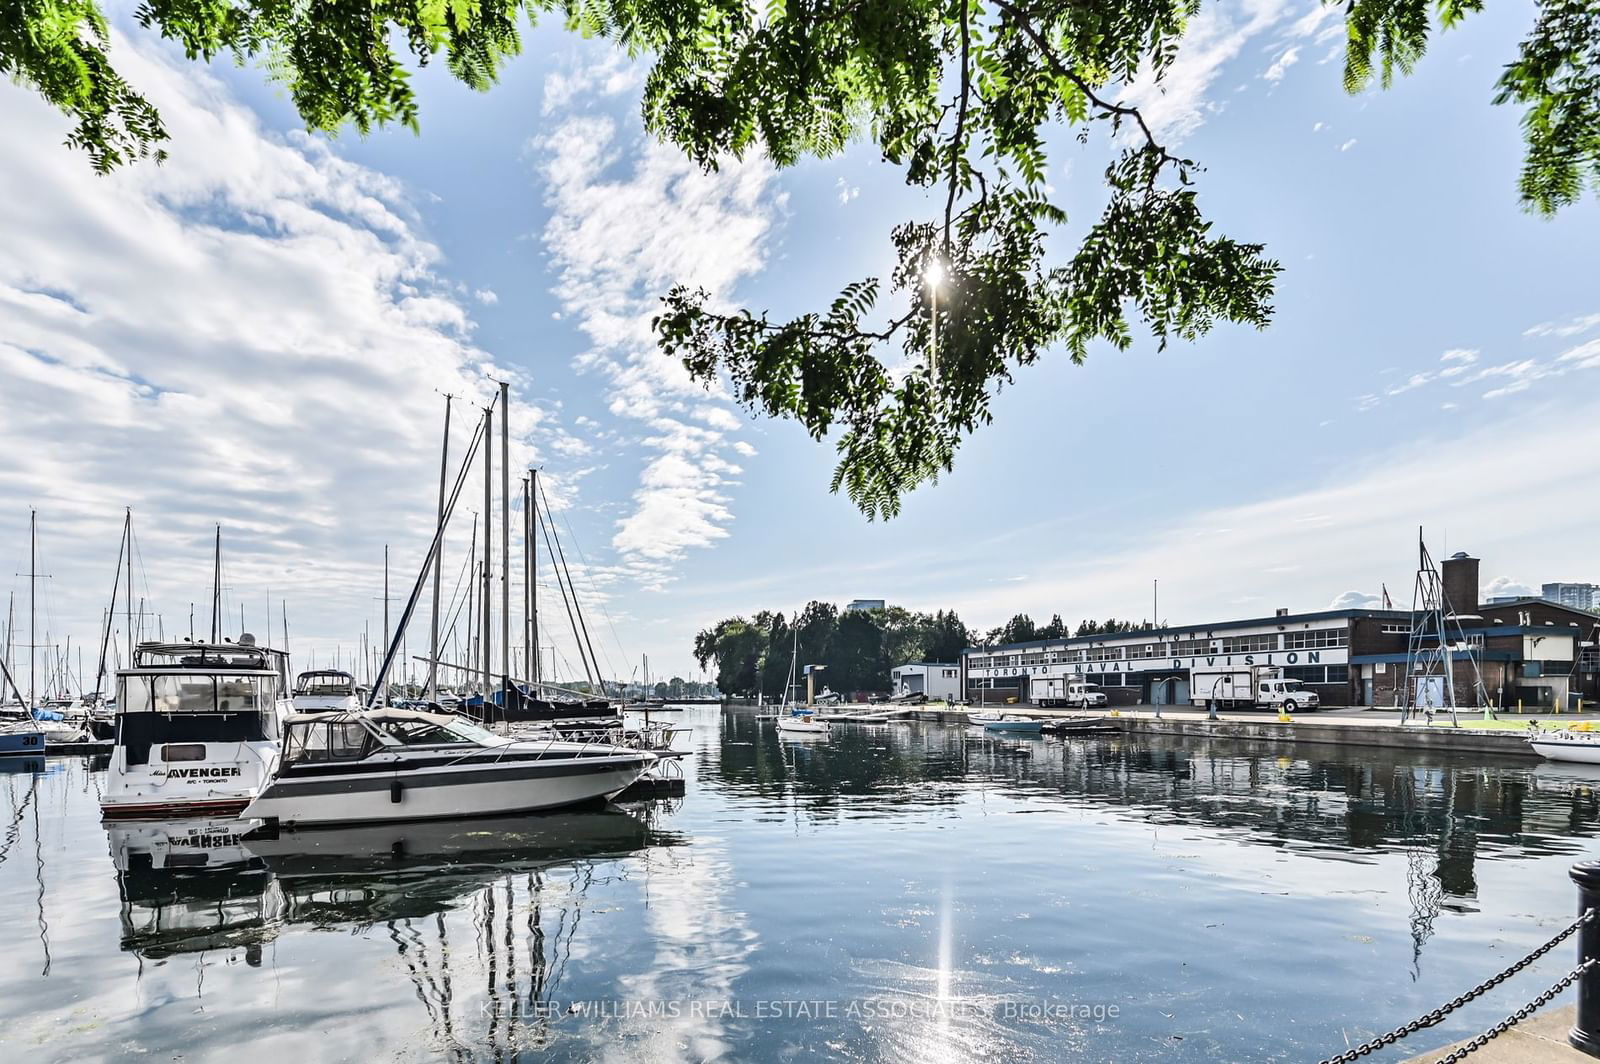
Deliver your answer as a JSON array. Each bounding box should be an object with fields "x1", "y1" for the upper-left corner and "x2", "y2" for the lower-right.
[{"x1": 3, "y1": 708, "x2": 1600, "y2": 1063}]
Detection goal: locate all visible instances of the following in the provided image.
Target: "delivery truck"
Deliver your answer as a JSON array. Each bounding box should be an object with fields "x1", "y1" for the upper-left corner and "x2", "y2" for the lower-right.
[
  {"x1": 1030, "y1": 676, "x2": 1109, "y2": 708},
  {"x1": 1189, "y1": 666, "x2": 1319, "y2": 713}
]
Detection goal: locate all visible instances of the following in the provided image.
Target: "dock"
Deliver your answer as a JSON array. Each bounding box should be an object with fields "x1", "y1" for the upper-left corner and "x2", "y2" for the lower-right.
[{"x1": 1401, "y1": 1004, "x2": 1588, "y2": 1063}]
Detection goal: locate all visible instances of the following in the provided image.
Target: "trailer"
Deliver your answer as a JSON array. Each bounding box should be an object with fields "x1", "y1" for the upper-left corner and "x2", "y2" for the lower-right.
[
  {"x1": 1190, "y1": 666, "x2": 1319, "y2": 713},
  {"x1": 1030, "y1": 676, "x2": 1109, "y2": 709}
]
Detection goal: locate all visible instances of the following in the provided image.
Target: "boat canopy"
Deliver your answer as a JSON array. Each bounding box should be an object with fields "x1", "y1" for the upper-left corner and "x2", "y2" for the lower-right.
[{"x1": 130, "y1": 641, "x2": 287, "y2": 675}]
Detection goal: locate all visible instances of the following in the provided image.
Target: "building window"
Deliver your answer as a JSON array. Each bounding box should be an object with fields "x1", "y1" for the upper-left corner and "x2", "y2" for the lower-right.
[
  {"x1": 1086, "y1": 646, "x2": 1123, "y2": 662},
  {"x1": 1282, "y1": 666, "x2": 1326, "y2": 683},
  {"x1": 1222, "y1": 634, "x2": 1279, "y2": 653},
  {"x1": 1172, "y1": 638, "x2": 1213, "y2": 656},
  {"x1": 1381, "y1": 623, "x2": 1410, "y2": 635},
  {"x1": 1285, "y1": 628, "x2": 1347, "y2": 650}
]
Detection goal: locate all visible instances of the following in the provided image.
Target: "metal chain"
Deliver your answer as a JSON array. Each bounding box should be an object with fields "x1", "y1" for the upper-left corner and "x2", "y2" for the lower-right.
[
  {"x1": 1317, "y1": 909, "x2": 1594, "y2": 1064},
  {"x1": 1430, "y1": 960, "x2": 1595, "y2": 1064}
]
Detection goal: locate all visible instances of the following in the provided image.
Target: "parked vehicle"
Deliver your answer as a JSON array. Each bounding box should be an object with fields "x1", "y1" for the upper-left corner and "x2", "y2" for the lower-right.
[
  {"x1": 1030, "y1": 676, "x2": 1109, "y2": 709},
  {"x1": 1190, "y1": 666, "x2": 1319, "y2": 713}
]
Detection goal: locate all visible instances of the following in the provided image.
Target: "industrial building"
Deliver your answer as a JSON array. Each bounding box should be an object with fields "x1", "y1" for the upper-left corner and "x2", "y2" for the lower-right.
[
  {"x1": 890, "y1": 662, "x2": 961, "y2": 701},
  {"x1": 962, "y1": 552, "x2": 1600, "y2": 709},
  {"x1": 846, "y1": 599, "x2": 886, "y2": 612}
]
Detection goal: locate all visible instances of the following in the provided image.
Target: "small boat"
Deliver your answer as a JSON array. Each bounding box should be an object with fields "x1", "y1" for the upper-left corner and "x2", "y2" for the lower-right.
[
  {"x1": 291, "y1": 670, "x2": 363, "y2": 713},
  {"x1": 102, "y1": 638, "x2": 294, "y2": 819},
  {"x1": 776, "y1": 711, "x2": 830, "y2": 735},
  {"x1": 1042, "y1": 716, "x2": 1118, "y2": 735},
  {"x1": 970, "y1": 714, "x2": 1044, "y2": 733},
  {"x1": 1528, "y1": 729, "x2": 1600, "y2": 764},
  {"x1": 242, "y1": 707, "x2": 653, "y2": 827}
]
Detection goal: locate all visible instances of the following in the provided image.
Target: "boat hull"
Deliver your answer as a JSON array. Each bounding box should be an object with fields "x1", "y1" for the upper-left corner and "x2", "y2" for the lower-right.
[
  {"x1": 0, "y1": 730, "x2": 46, "y2": 757},
  {"x1": 1530, "y1": 737, "x2": 1600, "y2": 764},
  {"x1": 244, "y1": 752, "x2": 653, "y2": 826}
]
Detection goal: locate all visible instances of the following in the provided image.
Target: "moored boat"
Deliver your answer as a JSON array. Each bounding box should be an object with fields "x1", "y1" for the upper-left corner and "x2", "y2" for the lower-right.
[
  {"x1": 776, "y1": 710, "x2": 830, "y2": 735},
  {"x1": 101, "y1": 638, "x2": 293, "y2": 819},
  {"x1": 1528, "y1": 729, "x2": 1600, "y2": 765},
  {"x1": 242, "y1": 707, "x2": 653, "y2": 827},
  {"x1": 970, "y1": 714, "x2": 1044, "y2": 733},
  {"x1": 291, "y1": 670, "x2": 363, "y2": 713}
]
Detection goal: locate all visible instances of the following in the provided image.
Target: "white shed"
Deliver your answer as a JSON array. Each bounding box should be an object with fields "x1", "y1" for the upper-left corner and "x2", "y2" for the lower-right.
[{"x1": 890, "y1": 663, "x2": 961, "y2": 701}]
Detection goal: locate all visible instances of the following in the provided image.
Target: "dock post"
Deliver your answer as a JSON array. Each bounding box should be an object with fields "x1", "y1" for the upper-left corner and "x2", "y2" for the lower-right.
[{"x1": 1570, "y1": 861, "x2": 1600, "y2": 1057}]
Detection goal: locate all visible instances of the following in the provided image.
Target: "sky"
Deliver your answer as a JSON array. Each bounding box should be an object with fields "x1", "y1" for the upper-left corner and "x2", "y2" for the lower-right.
[{"x1": 1, "y1": 0, "x2": 1597, "y2": 693}]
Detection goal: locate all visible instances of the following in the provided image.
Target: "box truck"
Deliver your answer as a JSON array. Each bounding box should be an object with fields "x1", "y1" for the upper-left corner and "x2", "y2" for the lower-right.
[
  {"x1": 1190, "y1": 666, "x2": 1319, "y2": 712},
  {"x1": 1030, "y1": 676, "x2": 1109, "y2": 708}
]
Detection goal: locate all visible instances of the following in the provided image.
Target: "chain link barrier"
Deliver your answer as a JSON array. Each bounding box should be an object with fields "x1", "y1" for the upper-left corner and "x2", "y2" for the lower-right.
[{"x1": 1317, "y1": 908, "x2": 1594, "y2": 1064}]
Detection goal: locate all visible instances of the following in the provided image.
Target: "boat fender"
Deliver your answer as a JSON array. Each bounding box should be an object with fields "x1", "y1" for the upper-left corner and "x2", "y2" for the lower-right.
[{"x1": 390, "y1": 780, "x2": 404, "y2": 804}]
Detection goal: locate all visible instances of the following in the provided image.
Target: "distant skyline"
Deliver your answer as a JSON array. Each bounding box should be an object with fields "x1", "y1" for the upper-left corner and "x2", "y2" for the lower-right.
[{"x1": 1, "y1": 2, "x2": 1597, "y2": 686}]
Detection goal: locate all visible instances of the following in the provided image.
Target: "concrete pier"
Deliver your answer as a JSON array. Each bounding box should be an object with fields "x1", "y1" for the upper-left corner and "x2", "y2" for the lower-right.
[{"x1": 1401, "y1": 1004, "x2": 1594, "y2": 1063}]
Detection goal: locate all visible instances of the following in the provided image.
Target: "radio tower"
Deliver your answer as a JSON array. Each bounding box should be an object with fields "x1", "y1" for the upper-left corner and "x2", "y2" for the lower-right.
[{"x1": 1400, "y1": 529, "x2": 1487, "y2": 725}]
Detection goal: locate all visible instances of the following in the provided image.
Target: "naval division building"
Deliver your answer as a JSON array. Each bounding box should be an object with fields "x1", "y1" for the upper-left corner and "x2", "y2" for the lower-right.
[{"x1": 962, "y1": 552, "x2": 1600, "y2": 709}]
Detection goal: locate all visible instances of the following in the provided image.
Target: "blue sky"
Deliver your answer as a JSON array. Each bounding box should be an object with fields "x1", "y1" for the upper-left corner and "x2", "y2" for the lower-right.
[{"x1": 1, "y1": 1, "x2": 1597, "y2": 688}]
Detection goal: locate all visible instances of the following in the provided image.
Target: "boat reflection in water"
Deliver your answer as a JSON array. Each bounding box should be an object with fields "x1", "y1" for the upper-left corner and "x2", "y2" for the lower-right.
[{"x1": 108, "y1": 808, "x2": 670, "y2": 1053}]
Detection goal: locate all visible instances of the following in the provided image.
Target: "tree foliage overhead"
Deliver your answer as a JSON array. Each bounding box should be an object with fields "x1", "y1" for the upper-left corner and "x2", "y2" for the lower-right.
[{"x1": 7, "y1": 0, "x2": 1598, "y2": 509}]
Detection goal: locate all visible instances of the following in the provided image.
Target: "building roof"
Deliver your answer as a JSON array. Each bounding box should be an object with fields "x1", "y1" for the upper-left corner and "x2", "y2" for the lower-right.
[
  {"x1": 962, "y1": 607, "x2": 1412, "y2": 656},
  {"x1": 893, "y1": 662, "x2": 959, "y2": 669}
]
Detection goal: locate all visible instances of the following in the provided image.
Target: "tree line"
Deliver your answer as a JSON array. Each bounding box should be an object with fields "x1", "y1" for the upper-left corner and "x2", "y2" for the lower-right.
[{"x1": 694, "y1": 604, "x2": 1156, "y2": 697}]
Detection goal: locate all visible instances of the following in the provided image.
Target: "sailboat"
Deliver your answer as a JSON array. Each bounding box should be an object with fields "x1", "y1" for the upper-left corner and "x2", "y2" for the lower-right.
[
  {"x1": 1, "y1": 511, "x2": 50, "y2": 755},
  {"x1": 774, "y1": 629, "x2": 829, "y2": 736}
]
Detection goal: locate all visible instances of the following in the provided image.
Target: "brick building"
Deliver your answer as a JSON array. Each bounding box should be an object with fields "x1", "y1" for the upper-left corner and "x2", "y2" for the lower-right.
[{"x1": 962, "y1": 552, "x2": 1600, "y2": 709}]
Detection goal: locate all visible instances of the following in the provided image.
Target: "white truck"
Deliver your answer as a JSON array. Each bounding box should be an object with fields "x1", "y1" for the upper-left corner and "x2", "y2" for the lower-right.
[
  {"x1": 1190, "y1": 666, "x2": 1319, "y2": 713},
  {"x1": 1030, "y1": 676, "x2": 1109, "y2": 709}
]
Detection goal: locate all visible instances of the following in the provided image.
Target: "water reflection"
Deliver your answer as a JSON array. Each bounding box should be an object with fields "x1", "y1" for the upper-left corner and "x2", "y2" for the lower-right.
[{"x1": 719, "y1": 713, "x2": 1600, "y2": 904}]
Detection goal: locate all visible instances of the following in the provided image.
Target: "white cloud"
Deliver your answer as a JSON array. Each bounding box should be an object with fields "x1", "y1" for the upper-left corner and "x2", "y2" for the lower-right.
[
  {"x1": 536, "y1": 65, "x2": 779, "y2": 589},
  {"x1": 1313, "y1": 121, "x2": 1326, "y2": 132},
  {"x1": 1385, "y1": 372, "x2": 1432, "y2": 396},
  {"x1": 1339, "y1": 138, "x2": 1357, "y2": 152},
  {"x1": 1437, "y1": 348, "x2": 1479, "y2": 377},
  {"x1": 474, "y1": 288, "x2": 499, "y2": 305},
  {"x1": 1329, "y1": 590, "x2": 1381, "y2": 609},
  {"x1": 1558, "y1": 338, "x2": 1600, "y2": 371},
  {"x1": 542, "y1": 52, "x2": 642, "y2": 115},
  {"x1": 1483, "y1": 576, "x2": 1535, "y2": 600},
  {"x1": 835, "y1": 176, "x2": 860, "y2": 204},
  {"x1": 1524, "y1": 312, "x2": 1600, "y2": 339},
  {"x1": 0, "y1": 37, "x2": 559, "y2": 665},
  {"x1": 1264, "y1": 46, "x2": 1301, "y2": 82},
  {"x1": 1118, "y1": 0, "x2": 1332, "y2": 141}
]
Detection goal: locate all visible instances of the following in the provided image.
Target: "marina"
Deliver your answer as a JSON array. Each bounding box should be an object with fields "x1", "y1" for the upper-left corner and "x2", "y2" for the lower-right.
[{"x1": 5, "y1": 706, "x2": 1600, "y2": 1060}]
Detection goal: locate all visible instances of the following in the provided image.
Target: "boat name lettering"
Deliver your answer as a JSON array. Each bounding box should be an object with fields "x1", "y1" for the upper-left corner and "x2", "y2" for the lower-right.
[{"x1": 164, "y1": 767, "x2": 243, "y2": 779}]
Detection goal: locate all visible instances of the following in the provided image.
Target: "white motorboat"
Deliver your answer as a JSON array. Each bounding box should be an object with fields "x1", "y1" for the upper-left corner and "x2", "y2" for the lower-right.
[
  {"x1": 101, "y1": 638, "x2": 294, "y2": 819},
  {"x1": 290, "y1": 669, "x2": 363, "y2": 712},
  {"x1": 1528, "y1": 729, "x2": 1600, "y2": 764},
  {"x1": 242, "y1": 707, "x2": 653, "y2": 827}
]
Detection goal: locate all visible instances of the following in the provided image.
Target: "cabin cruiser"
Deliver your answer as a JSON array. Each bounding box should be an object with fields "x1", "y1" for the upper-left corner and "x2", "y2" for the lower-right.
[
  {"x1": 291, "y1": 670, "x2": 362, "y2": 712},
  {"x1": 243, "y1": 707, "x2": 654, "y2": 827},
  {"x1": 101, "y1": 637, "x2": 293, "y2": 819}
]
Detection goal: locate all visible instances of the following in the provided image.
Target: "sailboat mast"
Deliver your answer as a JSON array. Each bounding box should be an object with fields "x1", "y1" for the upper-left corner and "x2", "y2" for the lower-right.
[
  {"x1": 382, "y1": 544, "x2": 390, "y2": 706},
  {"x1": 529, "y1": 470, "x2": 539, "y2": 686},
  {"x1": 522, "y1": 474, "x2": 532, "y2": 687},
  {"x1": 125, "y1": 509, "x2": 134, "y2": 662},
  {"x1": 93, "y1": 512, "x2": 128, "y2": 702},
  {"x1": 28, "y1": 508, "x2": 36, "y2": 708},
  {"x1": 210, "y1": 524, "x2": 221, "y2": 642},
  {"x1": 429, "y1": 394, "x2": 452, "y2": 701},
  {"x1": 482, "y1": 403, "x2": 493, "y2": 699},
  {"x1": 499, "y1": 379, "x2": 510, "y2": 697}
]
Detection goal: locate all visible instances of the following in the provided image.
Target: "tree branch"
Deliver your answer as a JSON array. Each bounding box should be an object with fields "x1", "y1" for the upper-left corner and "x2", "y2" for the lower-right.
[{"x1": 944, "y1": 0, "x2": 972, "y2": 258}]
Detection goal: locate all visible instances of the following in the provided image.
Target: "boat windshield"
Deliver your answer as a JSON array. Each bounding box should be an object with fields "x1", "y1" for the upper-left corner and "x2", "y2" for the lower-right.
[
  {"x1": 374, "y1": 717, "x2": 506, "y2": 747},
  {"x1": 295, "y1": 674, "x2": 355, "y2": 696},
  {"x1": 121, "y1": 674, "x2": 278, "y2": 715}
]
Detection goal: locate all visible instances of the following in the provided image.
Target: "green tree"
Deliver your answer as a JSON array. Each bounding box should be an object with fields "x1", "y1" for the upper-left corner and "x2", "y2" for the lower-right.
[
  {"x1": 998, "y1": 613, "x2": 1037, "y2": 645},
  {"x1": 8, "y1": 2, "x2": 1595, "y2": 516},
  {"x1": 922, "y1": 609, "x2": 971, "y2": 662},
  {"x1": 692, "y1": 616, "x2": 764, "y2": 695}
]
